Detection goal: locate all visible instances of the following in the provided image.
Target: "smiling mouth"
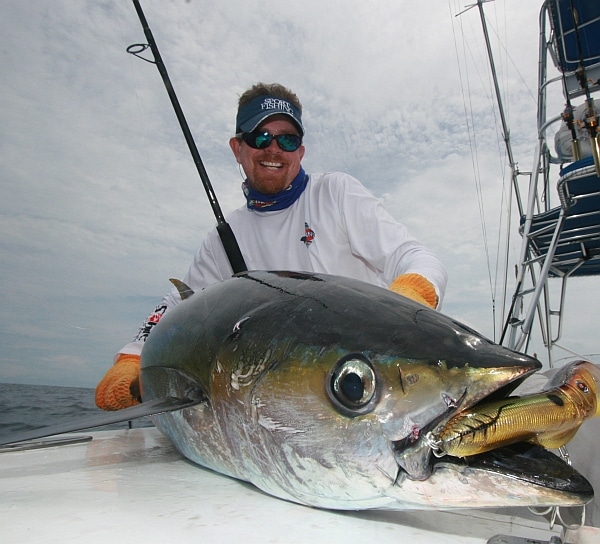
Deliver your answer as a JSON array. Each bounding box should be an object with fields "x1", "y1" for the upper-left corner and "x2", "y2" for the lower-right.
[{"x1": 260, "y1": 160, "x2": 283, "y2": 169}]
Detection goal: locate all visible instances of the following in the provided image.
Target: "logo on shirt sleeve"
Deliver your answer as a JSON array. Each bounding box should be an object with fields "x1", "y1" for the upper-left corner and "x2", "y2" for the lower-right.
[
  {"x1": 301, "y1": 222, "x2": 315, "y2": 247},
  {"x1": 133, "y1": 303, "x2": 167, "y2": 342}
]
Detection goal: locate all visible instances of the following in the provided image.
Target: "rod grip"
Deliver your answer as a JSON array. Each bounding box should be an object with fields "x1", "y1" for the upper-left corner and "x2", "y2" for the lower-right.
[{"x1": 216, "y1": 222, "x2": 248, "y2": 274}]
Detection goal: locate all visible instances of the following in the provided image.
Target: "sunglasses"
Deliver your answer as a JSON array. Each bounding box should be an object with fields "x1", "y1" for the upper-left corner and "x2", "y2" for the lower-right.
[{"x1": 239, "y1": 131, "x2": 302, "y2": 152}]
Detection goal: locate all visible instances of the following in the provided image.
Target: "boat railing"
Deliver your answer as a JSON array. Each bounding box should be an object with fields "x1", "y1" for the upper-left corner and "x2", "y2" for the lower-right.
[{"x1": 504, "y1": 0, "x2": 600, "y2": 359}]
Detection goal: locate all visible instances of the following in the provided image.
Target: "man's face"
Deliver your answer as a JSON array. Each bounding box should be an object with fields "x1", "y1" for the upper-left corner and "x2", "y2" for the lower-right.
[{"x1": 229, "y1": 115, "x2": 305, "y2": 195}]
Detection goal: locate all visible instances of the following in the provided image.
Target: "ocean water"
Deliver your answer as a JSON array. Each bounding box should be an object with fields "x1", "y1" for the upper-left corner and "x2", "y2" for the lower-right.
[{"x1": 0, "y1": 382, "x2": 153, "y2": 440}]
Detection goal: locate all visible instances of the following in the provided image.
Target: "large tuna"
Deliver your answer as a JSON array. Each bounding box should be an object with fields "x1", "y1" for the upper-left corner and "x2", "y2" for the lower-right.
[{"x1": 140, "y1": 270, "x2": 593, "y2": 510}]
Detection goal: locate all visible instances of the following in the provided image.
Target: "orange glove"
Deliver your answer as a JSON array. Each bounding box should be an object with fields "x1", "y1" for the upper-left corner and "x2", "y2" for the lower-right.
[
  {"x1": 389, "y1": 273, "x2": 438, "y2": 309},
  {"x1": 95, "y1": 354, "x2": 141, "y2": 410}
]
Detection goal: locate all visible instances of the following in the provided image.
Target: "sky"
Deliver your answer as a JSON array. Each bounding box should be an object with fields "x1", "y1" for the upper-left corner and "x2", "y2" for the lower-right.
[{"x1": 1, "y1": 0, "x2": 598, "y2": 388}]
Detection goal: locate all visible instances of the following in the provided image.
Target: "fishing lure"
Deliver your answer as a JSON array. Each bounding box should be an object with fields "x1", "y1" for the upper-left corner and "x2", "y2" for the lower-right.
[{"x1": 430, "y1": 360, "x2": 600, "y2": 458}]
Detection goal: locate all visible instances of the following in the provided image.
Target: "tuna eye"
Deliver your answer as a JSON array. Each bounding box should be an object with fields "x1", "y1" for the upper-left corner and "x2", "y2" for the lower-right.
[
  {"x1": 341, "y1": 373, "x2": 364, "y2": 401},
  {"x1": 330, "y1": 356, "x2": 377, "y2": 414}
]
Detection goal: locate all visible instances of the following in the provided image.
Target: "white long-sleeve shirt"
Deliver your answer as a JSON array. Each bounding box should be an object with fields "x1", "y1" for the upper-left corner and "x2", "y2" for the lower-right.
[{"x1": 119, "y1": 172, "x2": 447, "y2": 356}]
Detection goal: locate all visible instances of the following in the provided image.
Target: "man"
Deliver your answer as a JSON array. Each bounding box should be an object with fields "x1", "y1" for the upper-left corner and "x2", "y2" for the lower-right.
[{"x1": 96, "y1": 82, "x2": 448, "y2": 410}]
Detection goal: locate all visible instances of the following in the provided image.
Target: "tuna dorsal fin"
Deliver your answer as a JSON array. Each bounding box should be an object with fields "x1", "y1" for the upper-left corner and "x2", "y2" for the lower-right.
[{"x1": 169, "y1": 278, "x2": 194, "y2": 300}]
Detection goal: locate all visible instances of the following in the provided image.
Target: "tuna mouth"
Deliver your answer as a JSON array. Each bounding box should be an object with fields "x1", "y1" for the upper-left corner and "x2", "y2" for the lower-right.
[
  {"x1": 419, "y1": 360, "x2": 600, "y2": 502},
  {"x1": 392, "y1": 361, "x2": 597, "y2": 505},
  {"x1": 430, "y1": 442, "x2": 594, "y2": 501},
  {"x1": 391, "y1": 433, "x2": 594, "y2": 506},
  {"x1": 392, "y1": 377, "x2": 529, "y2": 481}
]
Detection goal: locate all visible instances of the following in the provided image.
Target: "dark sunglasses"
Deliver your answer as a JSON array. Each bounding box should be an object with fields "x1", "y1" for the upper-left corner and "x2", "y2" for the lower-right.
[{"x1": 239, "y1": 131, "x2": 302, "y2": 152}]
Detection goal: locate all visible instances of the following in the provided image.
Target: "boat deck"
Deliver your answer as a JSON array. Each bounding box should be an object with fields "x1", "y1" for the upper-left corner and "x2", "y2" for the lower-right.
[{"x1": 1, "y1": 427, "x2": 596, "y2": 543}]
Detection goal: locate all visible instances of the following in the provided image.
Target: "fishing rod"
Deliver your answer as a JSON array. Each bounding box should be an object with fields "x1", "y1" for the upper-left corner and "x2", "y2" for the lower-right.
[{"x1": 128, "y1": 0, "x2": 247, "y2": 274}]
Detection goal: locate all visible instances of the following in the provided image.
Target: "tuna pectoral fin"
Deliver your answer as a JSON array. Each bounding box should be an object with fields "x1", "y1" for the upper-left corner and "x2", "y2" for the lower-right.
[{"x1": 0, "y1": 393, "x2": 205, "y2": 449}]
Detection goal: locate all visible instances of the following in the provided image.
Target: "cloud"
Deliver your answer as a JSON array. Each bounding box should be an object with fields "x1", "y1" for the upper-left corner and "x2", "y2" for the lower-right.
[{"x1": 1, "y1": 0, "x2": 597, "y2": 386}]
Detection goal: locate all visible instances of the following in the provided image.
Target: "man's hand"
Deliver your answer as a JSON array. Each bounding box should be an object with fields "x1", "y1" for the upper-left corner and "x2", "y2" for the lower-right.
[
  {"x1": 389, "y1": 273, "x2": 438, "y2": 309},
  {"x1": 95, "y1": 354, "x2": 141, "y2": 410}
]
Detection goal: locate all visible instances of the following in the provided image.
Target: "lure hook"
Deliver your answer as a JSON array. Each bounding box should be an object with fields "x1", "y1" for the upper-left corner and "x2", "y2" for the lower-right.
[{"x1": 423, "y1": 432, "x2": 446, "y2": 458}]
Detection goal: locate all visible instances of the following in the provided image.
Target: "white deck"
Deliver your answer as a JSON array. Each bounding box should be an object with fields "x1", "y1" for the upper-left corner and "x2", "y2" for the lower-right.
[{"x1": 2, "y1": 427, "x2": 596, "y2": 543}]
